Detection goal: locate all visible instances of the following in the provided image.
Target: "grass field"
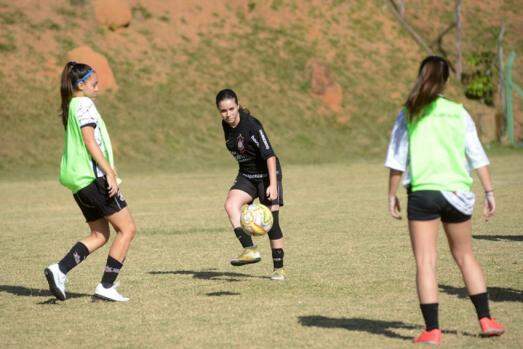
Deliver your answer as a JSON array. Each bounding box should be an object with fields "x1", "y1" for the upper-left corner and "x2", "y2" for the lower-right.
[{"x1": 0, "y1": 154, "x2": 522, "y2": 348}]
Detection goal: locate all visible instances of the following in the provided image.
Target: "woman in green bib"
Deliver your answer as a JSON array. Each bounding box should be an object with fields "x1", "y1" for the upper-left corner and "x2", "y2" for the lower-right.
[
  {"x1": 44, "y1": 62, "x2": 136, "y2": 302},
  {"x1": 385, "y1": 56, "x2": 504, "y2": 344}
]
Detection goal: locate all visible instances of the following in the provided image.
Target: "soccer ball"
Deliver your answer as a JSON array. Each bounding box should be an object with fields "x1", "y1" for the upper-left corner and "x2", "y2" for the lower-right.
[{"x1": 240, "y1": 203, "x2": 273, "y2": 236}]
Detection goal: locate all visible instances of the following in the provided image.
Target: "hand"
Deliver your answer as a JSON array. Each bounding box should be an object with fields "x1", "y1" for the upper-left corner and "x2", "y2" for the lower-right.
[
  {"x1": 266, "y1": 183, "x2": 278, "y2": 201},
  {"x1": 389, "y1": 195, "x2": 402, "y2": 220},
  {"x1": 106, "y1": 173, "x2": 119, "y2": 198},
  {"x1": 483, "y1": 192, "x2": 495, "y2": 221}
]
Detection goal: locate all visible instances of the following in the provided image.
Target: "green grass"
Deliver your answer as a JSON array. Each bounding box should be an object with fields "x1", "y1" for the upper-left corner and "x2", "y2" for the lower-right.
[{"x1": 0, "y1": 155, "x2": 521, "y2": 348}]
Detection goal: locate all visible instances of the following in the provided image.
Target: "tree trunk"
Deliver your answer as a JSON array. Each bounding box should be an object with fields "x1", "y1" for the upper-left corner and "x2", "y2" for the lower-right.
[
  {"x1": 397, "y1": 0, "x2": 405, "y2": 18},
  {"x1": 455, "y1": 0, "x2": 463, "y2": 81},
  {"x1": 497, "y1": 22, "x2": 505, "y2": 110},
  {"x1": 388, "y1": 0, "x2": 433, "y2": 55}
]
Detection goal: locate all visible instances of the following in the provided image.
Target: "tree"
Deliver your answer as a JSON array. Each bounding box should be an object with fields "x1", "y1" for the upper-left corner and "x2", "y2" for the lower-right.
[{"x1": 455, "y1": 0, "x2": 463, "y2": 81}]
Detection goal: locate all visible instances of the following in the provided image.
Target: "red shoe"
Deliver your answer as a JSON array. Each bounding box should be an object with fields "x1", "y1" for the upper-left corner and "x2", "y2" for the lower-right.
[
  {"x1": 413, "y1": 329, "x2": 441, "y2": 345},
  {"x1": 479, "y1": 317, "x2": 505, "y2": 337}
]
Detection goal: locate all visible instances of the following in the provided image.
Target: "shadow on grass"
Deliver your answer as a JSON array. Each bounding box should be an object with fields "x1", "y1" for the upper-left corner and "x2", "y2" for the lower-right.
[
  {"x1": 0, "y1": 284, "x2": 91, "y2": 304},
  {"x1": 298, "y1": 316, "x2": 475, "y2": 341},
  {"x1": 440, "y1": 284, "x2": 523, "y2": 303},
  {"x1": 148, "y1": 269, "x2": 270, "y2": 282},
  {"x1": 206, "y1": 291, "x2": 241, "y2": 297},
  {"x1": 298, "y1": 316, "x2": 418, "y2": 341},
  {"x1": 472, "y1": 234, "x2": 523, "y2": 242}
]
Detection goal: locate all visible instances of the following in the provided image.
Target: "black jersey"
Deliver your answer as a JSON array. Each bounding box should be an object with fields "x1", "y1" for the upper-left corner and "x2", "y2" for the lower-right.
[{"x1": 222, "y1": 111, "x2": 282, "y2": 179}]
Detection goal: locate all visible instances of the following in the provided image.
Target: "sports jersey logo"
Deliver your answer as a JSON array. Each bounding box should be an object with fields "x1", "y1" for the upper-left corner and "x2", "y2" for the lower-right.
[{"x1": 237, "y1": 134, "x2": 245, "y2": 153}]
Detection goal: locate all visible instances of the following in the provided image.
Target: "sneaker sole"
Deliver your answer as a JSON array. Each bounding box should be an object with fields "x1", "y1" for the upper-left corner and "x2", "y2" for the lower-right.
[
  {"x1": 480, "y1": 329, "x2": 505, "y2": 337},
  {"x1": 92, "y1": 294, "x2": 116, "y2": 302},
  {"x1": 44, "y1": 268, "x2": 66, "y2": 301},
  {"x1": 92, "y1": 293, "x2": 128, "y2": 302},
  {"x1": 230, "y1": 257, "x2": 261, "y2": 266}
]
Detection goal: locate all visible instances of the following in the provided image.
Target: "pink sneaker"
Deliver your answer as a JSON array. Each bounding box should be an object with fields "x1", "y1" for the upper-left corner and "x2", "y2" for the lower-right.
[
  {"x1": 413, "y1": 329, "x2": 441, "y2": 345},
  {"x1": 479, "y1": 317, "x2": 505, "y2": 337}
]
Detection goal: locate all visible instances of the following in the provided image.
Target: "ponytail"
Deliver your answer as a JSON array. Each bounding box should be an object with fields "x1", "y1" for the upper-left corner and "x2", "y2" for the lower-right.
[
  {"x1": 405, "y1": 56, "x2": 449, "y2": 121},
  {"x1": 59, "y1": 61, "x2": 93, "y2": 129}
]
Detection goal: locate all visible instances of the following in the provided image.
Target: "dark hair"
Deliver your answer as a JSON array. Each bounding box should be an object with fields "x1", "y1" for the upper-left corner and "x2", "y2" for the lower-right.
[
  {"x1": 60, "y1": 61, "x2": 93, "y2": 128},
  {"x1": 215, "y1": 88, "x2": 250, "y2": 115},
  {"x1": 405, "y1": 56, "x2": 449, "y2": 121}
]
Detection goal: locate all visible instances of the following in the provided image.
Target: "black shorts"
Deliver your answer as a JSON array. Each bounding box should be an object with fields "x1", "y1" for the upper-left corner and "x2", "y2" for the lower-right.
[
  {"x1": 230, "y1": 174, "x2": 284, "y2": 207},
  {"x1": 73, "y1": 177, "x2": 127, "y2": 222},
  {"x1": 407, "y1": 190, "x2": 471, "y2": 223}
]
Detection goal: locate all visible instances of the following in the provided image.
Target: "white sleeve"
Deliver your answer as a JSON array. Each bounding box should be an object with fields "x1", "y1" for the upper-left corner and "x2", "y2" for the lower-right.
[
  {"x1": 75, "y1": 97, "x2": 98, "y2": 127},
  {"x1": 464, "y1": 110, "x2": 489, "y2": 169},
  {"x1": 384, "y1": 110, "x2": 409, "y2": 172}
]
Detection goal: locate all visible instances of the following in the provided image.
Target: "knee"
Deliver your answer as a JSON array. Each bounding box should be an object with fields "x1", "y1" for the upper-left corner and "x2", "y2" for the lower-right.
[
  {"x1": 452, "y1": 250, "x2": 474, "y2": 269},
  {"x1": 415, "y1": 254, "x2": 437, "y2": 272},
  {"x1": 224, "y1": 200, "x2": 236, "y2": 216},
  {"x1": 91, "y1": 230, "x2": 110, "y2": 246},
  {"x1": 120, "y1": 223, "x2": 137, "y2": 241}
]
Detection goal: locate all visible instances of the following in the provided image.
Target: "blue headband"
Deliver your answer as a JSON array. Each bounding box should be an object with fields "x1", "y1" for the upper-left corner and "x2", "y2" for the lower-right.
[{"x1": 77, "y1": 69, "x2": 94, "y2": 85}]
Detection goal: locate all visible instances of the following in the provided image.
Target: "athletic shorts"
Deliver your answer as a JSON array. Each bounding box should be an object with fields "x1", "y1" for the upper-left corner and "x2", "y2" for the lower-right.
[
  {"x1": 73, "y1": 177, "x2": 127, "y2": 222},
  {"x1": 407, "y1": 190, "x2": 471, "y2": 223},
  {"x1": 230, "y1": 174, "x2": 284, "y2": 207}
]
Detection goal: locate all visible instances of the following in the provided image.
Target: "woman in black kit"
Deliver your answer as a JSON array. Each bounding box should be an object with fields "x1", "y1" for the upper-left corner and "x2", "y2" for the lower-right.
[{"x1": 216, "y1": 89, "x2": 286, "y2": 281}]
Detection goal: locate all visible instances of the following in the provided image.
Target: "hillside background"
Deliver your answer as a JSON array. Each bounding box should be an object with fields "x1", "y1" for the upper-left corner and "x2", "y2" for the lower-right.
[{"x1": 1, "y1": 0, "x2": 521, "y2": 175}]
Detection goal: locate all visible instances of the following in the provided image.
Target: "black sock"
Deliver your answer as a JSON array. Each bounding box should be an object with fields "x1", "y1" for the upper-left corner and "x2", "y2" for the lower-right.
[
  {"x1": 272, "y1": 248, "x2": 284, "y2": 269},
  {"x1": 101, "y1": 256, "x2": 123, "y2": 288},
  {"x1": 234, "y1": 227, "x2": 254, "y2": 248},
  {"x1": 420, "y1": 303, "x2": 439, "y2": 331},
  {"x1": 58, "y1": 242, "x2": 89, "y2": 274},
  {"x1": 470, "y1": 292, "x2": 491, "y2": 319}
]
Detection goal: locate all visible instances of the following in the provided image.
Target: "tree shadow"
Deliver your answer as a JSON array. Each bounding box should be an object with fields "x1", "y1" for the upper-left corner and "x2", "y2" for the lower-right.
[
  {"x1": 0, "y1": 284, "x2": 91, "y2": 304},
  {"x1": 298, "y1": 315, "x2": 418, "y2": 341},
  {"x1": 439, "y1": 284, "x2": 523, "y2": 303},
  {"x1": 206, "y1": 291, "x2": 241, "y2": 297},
  {"x1": 148, "y1": 268, "x2": 270, "y2": 282},
  {"x1": 472, "y1": 234, "x2": 523, "y2": 242},
  {"x1": 298, "y1": 316, "x2": 475, "y2": 341}
]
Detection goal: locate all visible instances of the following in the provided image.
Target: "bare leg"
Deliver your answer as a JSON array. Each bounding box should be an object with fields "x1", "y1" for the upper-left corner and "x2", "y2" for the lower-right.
[
  {"x1": 105, "y1": 207, "x2": 136, "y2": 262},
  {"x1": 80, "y1": 218, "x2": 110, "y2": 253},
  {"x1": 443, "y1": 220, "x2": 486, "y2": 295},
  {"x1": 224, "y1": 189, "x2": 254, "y2": 228},
  {"x1": 409, "y1": 219, "x2": 440, "y2": 303}
]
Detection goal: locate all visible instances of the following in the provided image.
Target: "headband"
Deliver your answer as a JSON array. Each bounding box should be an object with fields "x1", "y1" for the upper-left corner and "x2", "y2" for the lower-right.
[{"x1": 77, "y1": 69, "x2": 94, "y2": 85}]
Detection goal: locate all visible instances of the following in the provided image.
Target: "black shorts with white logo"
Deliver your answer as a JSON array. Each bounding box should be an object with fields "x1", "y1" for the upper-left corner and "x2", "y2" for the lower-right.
[
  {"x1": 407, "y1": 190, "x2": 471, "y2": 223},
  {"x1": 73, "y1": 177, "x2": 127, "y2": 222},
  {"x1": 230, "y1": 173, "x2": 284, "y2": 207}
]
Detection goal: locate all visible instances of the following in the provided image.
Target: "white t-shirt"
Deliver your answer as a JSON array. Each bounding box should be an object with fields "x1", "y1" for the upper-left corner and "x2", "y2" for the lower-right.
[
  {"x1": 74, "y1": 97, "x2": 106, "y2": 177},
  {"x1": 384, "y1": 108, "x2": 490, "y2": 214}
]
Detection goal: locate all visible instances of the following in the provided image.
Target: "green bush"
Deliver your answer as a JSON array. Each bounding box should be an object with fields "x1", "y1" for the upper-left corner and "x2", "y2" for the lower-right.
[{"x1": 463, "y1": 51, "x2": 495, "y2": 106}]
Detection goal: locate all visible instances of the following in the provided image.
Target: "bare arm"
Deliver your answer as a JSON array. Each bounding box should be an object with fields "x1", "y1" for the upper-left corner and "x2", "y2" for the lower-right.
[
  {"x1": 388, "y1": 169, "x2": 403, "y2": 219},
  {"x1": 266, "y1": 156, "x2": 278, "y2": 201},
  {"x1": 476, "y1": 165, "x2": 495, "y2": 220},
  {"x1": 81, "y1": 127, "x2": 118, "y2": 197}
]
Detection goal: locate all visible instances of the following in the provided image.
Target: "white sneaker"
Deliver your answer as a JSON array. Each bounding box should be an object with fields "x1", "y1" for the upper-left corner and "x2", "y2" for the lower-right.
[
  {"x1": 44, "y1": 263, "x2": 67, "y2": 301},
  {"x1": 94, "y1": 282, "x2": 129, "y2": 302}
]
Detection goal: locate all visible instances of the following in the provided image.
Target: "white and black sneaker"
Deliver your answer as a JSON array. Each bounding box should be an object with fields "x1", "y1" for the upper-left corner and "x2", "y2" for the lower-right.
[
  {"x1": 94, "y1": 282, "x2": 129, "y2": 302},
  {"x1": 44, "y1": 263, "x2": 67, "y2": 301}
]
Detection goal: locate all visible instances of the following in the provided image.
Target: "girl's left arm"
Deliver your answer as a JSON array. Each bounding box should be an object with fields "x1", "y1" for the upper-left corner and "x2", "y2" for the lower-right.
[
  {"x1": 388, "y1": 169, "x2": 403, "y2": 219},
  {"x1": 266, "y1": 156, "x2": 278, "y2": 200}
]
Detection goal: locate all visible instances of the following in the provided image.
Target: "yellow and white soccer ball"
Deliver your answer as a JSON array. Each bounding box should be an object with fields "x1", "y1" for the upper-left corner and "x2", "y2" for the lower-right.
[{"x1": 240, "y1": 203, "x2": 273, "y2": 236}]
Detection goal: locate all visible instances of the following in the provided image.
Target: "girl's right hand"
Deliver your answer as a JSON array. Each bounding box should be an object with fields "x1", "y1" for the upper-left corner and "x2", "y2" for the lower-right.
[
  {"x1": 483, "y1": 192, "x2": 496, "y2": 221},
  {"x1": 106, "y1": 173, "x2": 119, "y2": 198},
  {"x1": 389, "y1": 195, "x2": 402, "y2": 220}
]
